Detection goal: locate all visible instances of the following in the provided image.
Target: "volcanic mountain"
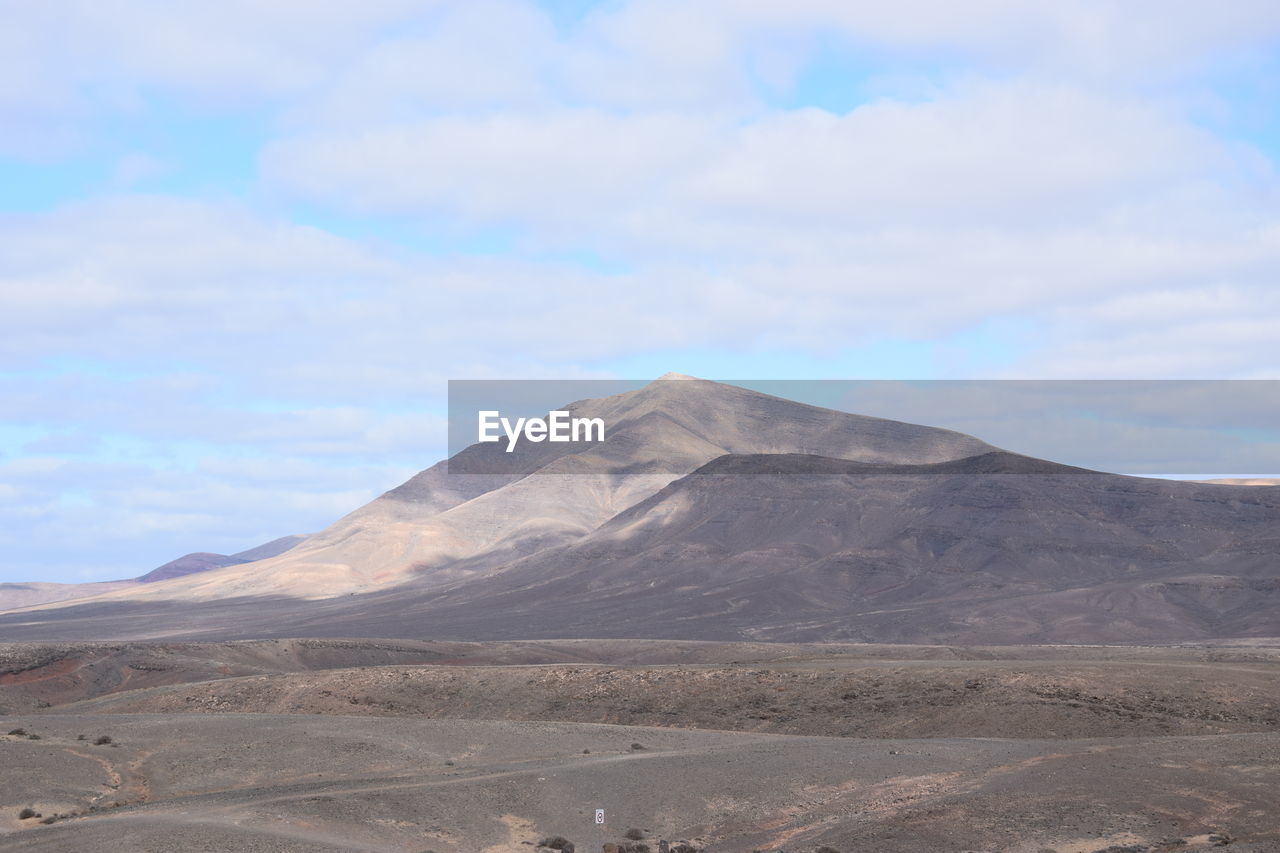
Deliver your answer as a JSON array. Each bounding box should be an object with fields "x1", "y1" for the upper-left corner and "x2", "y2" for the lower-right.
[{"x1": 2, "y1": 376, "x2": 1278, "y2": 644}]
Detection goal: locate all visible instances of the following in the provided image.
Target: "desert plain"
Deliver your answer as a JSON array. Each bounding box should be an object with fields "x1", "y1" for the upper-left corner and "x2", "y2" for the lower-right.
[{"x1": 2, "y1": 638, "x2": 1280, "y2": 852}]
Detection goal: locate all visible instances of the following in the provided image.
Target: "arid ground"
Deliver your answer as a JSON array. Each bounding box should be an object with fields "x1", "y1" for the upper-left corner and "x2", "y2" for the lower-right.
[{"x1": 3, "y1": 639, "x2": 1279, "y2": 852}]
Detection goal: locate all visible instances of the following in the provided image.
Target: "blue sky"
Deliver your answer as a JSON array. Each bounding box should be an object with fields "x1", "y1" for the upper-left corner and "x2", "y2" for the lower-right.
[{"x1": 3, "y1": 0, "x2": 1280, "y2": 582}]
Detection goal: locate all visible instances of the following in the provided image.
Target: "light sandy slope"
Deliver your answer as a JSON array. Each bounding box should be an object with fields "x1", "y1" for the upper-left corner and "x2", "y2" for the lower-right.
[
  {"x1": 0, "y1": 583, "x2": 139, "y2": 613},
  {"x1": 32, "y1": 377, "x2": 992, "y2": 604}
]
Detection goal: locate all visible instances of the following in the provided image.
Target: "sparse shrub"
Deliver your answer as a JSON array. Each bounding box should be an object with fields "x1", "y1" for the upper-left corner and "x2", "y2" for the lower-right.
[
  {"x1": 538, "y1": 837, "x2": 573, "y2": 851},
  {"x1": 623, "y1": 843, "x2": 650, "y2": 853},
  {"x1": 582, "y1": 748, "x2": 590, "y2": 753},
  {"x1": 816, "y1": 847, "x2": 841, "y2": 853},
  {"x1": 39, "y1": 815, "x2": 59, "y2": 825},
  {"x1": 94, "y1": 735, "x2": 112, "y2": 745},
  {"x1": 670, "y1": 845, "x2": 700, "y2": 853},
  {"x1": 629, "y1": 742, "x2": 645, "y2": 751},
  {"x1": 18, "y1": 807, "x2": 36, "y2": 820},
  {"x1": 443, "y1": 760, "x2": 454, "y2": 766},
  {"x1": 625, "y1": 829, "x2": 644, "y2": 840},
  {"x1": 7, "y1": 728, "x2": 25, "y2": 736},
  {"x1": 27, "y1": 733, "x2": 40, "y2": 740},
  {"x1": 76, "y1": 734, "x2": 86, "y2": 740}
]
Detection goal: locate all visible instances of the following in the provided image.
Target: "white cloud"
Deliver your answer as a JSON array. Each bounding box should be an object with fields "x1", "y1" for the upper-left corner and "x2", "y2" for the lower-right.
[
  {"x1": 0, "y1": 0, "x2": 423, "y2": 155},
  {"x1": 255, "y1": 76, "x2": 1280, "y2": 369},
  {"x1": 5, "y1": 0, "x2": 1280, "y2": 581},
  {"x1": 263, "y1": 110, "x2": 721, "y2": 229},
  {"x1": 573, "y1": 0, "x2": 1280, "y2": 87},
  {"x1": 263, "y1": 80, "x2": 1260, "y2": 250},
  {"x1": 9, "y1": 0, "x2": 1279, "y2": 157},
  {"x1": 296, "y1": 0, "x2": 558, "y2": 125}
]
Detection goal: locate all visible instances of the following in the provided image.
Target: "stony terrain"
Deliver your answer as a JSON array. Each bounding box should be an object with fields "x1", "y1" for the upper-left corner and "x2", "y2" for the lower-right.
[
  {"x1": 3, "y1": 713, "x2": 1278, "y2": 852},
  {"x1": 1, "y1": 640, "x2": 1280, "y2": 851},
  {"x1": 51, "y1": 657, "x2": 1280, "y2": 740}
]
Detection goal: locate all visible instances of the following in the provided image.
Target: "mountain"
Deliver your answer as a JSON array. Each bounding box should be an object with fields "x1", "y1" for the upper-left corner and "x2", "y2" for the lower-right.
[
  {"x1": 35, "y1": 376, "x2": 990, "y2": 604},
  {"x1": 1, "y1": 376, "x2": 1277, "y2": 645}
]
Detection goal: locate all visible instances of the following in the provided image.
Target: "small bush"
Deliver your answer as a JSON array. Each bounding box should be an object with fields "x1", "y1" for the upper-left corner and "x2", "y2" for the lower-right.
[
  {"x1": 27, "y1": 733, "x2": 40, "y2": 740},
  {"x1": 538, "y1": 837, "x2": 573, "y2": 850},
  {"x1": 18, "y1": 807, "x2": 37, "y2": 820},
  {"x1": 7, "y1": 728, "x2": 26, "y2": 736},
  {"x1": 629, "y1": 742, "x2": 645, "y2": 751},
  {"x1": 77, "y1": 734, "x2": 86, "y2": 741},
  {"x1": 625, "y1": 829, "x2": 644, "y2": 840},
  {"x1": 94, "y1": 735, "x2": 112, "y2": 746}
]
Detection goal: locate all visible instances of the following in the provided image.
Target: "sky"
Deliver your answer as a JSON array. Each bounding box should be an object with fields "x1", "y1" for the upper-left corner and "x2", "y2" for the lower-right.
[{"x1": 2, "y1": 0, "x2": 1280, "y2": 582}]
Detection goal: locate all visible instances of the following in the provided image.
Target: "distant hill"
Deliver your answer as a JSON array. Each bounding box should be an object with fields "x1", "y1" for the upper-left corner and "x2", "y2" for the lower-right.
[
  {"x1": 137, "y1": 535, "x2": 309, "y2": 583},
  {"x1": 0, "y1": 534, "x2": 308, "y2": 612},
  {"x1": 138, "y1": 552, "x2": 247, "y2": 583}
]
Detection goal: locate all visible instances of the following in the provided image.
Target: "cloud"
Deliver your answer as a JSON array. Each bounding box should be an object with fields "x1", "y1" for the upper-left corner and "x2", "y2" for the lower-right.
[
  {"x1": 263, "y1": 80, "x2": 1262, "y2": 250},
  {"x1": 5, "y1": 1, "x2": 1280, "y2": 581},
  {"x1": 9, "y1": 1, "x2": 1279, "y2": 157},
  {"x1": 264, "y1": 110, "x2": 720, "y2": 229},
  {"x1": 0, "y1": 0, "x2": 423, "y2": 156},
  {"x1": 256, "y1": 78, "x2": 1280, "y2": 369},
  {"x1": 571, "y1": 0, "x2": 1280, "y2": 87},
  {"x1": 296, "y1": 0, "x2": 559, "y2": 125}
]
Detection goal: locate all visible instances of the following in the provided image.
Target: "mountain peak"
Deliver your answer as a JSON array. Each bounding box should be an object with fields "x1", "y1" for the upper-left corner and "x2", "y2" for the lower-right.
[{"x1": 655, "y1": 371, "x2": 699, "y2": 381}]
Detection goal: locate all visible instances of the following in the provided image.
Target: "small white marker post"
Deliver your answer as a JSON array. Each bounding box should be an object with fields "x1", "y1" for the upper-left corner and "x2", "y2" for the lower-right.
[{"x1": 595, "y1": 808, "x2": 605, "y2": 826}]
